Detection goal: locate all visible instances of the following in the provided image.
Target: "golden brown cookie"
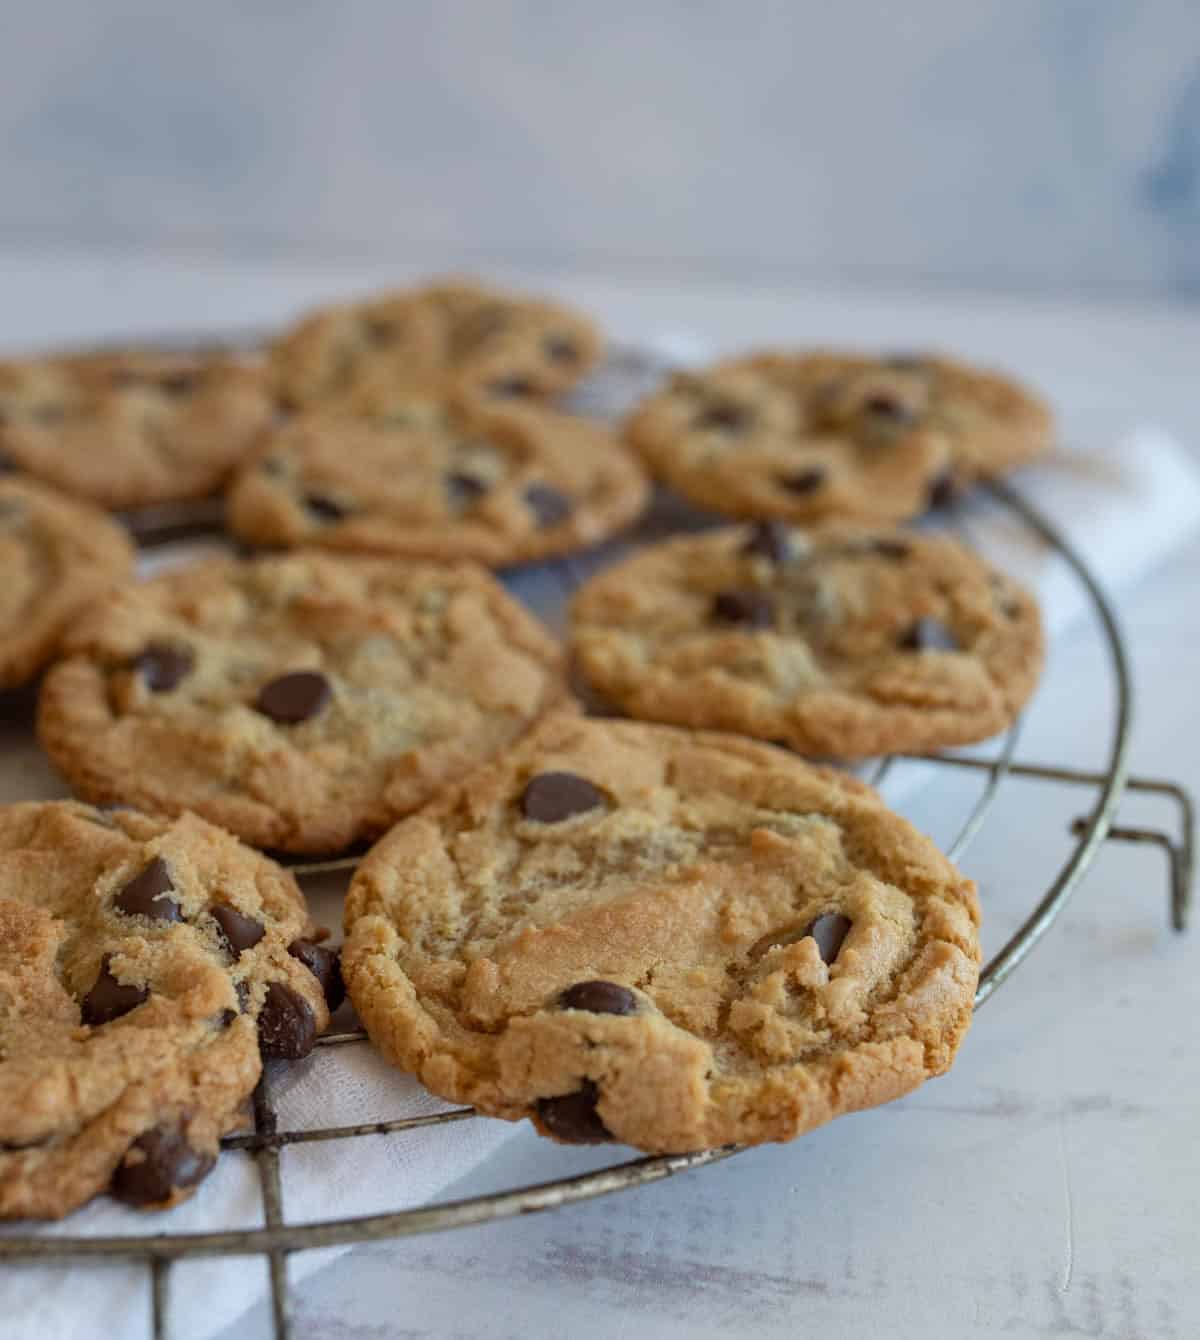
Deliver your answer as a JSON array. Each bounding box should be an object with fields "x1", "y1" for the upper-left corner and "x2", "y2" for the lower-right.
[
  {"x1": 225, "y1": 385, "x2": 650, "y2": 567},
  {"x1": 570, "y1": 521, "x2": 1042, "y2": 757},
  {"x1": 270, "y1": 278, "x2": 603, "y2": 408},
  {"x1": 343, "y1": 712, "x2": 981, "y2": 1153},
  {"x1": 627, "y1": 351, "x2": 1052, "y2": 524},
  {"x1": 0, "y1": 350, "x2": 275, "y2": 510},
  {"x1": 0, "y1": 801, "x2": 334, "y2": 1220},
  {"x1": 37, "y1": 552, "x2": 567, "y2": 853},
  {"x1": 0, "y1": 475, "x2": 135, "y2": 690}
]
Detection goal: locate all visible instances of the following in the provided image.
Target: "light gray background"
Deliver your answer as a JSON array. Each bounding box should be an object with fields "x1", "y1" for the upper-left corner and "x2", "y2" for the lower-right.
[{"x1": 2, "y1": 1, "x2": 1199, "y2": 301}]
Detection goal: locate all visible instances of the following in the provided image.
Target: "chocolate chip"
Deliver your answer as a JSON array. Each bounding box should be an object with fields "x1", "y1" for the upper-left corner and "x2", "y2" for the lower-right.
[
  {"x1": 524, "y1": 484, "x2": 571, "y2": 528},
  {"x1": 520, "y1": 772, "x2": 607, "y2": 824},
  {"x1": 160, "y1": 372, "x2": 197, "y2": 397},
  {"x1": 445, "y1": 472, "x2": 488, "y2": 507},
  {"x1": 110, "y1": 1126, "x2": 214, "y2": 1207},
  {"x1": 777, "y1": 467, "x2": 826, "y2": 495},
  {"x1": 288, "y1": 939, "x2": 345, "y2": 1012},
  {"x1": 806, "y1": 913, "x2": 852, "y2": 964},
  {"x1": 899, "y1": 618, "x2": 959, "y2": 652},
  {"x1": 863, "y1": 394, "x2": 916, "y2": 424},
  {"x1": 81, "y1": 955, "x2": 149, "y2": 1026},
  {"x1": 869, "y1": 538, "x2": 912, "y2": 560},
  {"x1": 132, "y1": 643, "x2": 193, "y2": 693},
  {"x1": 740, "y1": 520, "x2": 792, "y2": 563},
  {"x1": 927, "y1": 469, "x2": 961, "y2": 510},
  {"x1": 258, "y1": 981, "x2": 317, "y2": 1059},
  {"x1": 559, "y1": 981, "x2": 638, "y2": 1015},
  {"x1": 0, "y1": 450, "x2": 14, "y2": 473},
  {"x1": 488, "y1": 376, "x2": 534, "y2": 398},
  {"x1": 114, "y1": 857, "x2": 182, "y2": 923},
  {"x1": 211, "y1": 904, "x2": 265, "y2": 957},
  {"x1": 711, "y1": 589, "x2": 774, "y2": 629},
  {"x1": 544, "y1": 335, "x2": 579, "y2": 364},
  {"x1": 255, "y1": 670, "x2": 331, "y2": 725},
  {"x1": 304, "y1": 493, "x2": 347, "y2": 522},
  {"x1": 695, "y1": 403, "x2": 751, "y2": 433},
  {"x1": 536, "y1": 1081, "x2": 612, "y2": 1143}
]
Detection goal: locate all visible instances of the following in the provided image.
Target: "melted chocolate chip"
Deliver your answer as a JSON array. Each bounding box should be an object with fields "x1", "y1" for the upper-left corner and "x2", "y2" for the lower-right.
[
  {"x1": 806, "y1": 913, "x2": 853, "y2": 964},
  {"x1": 778, "y1": 467, "x2": 827, "y2": 495},
  {"x1": 740, "y1": 520, "x2": 791, "y2": 563},
  {"x1": 559, "y1": 981, "x2": 638, "y2": 1015},
  {"x1": 81, "y1": 955, "x2": 149, "y2": 1026},
  {"x1": 305, "y1": 493, "x2": 348, "y2": 522},
  {"x1": 445, "y1": 472, "x2": 488, "y2": 507},
  {"x1": 899, "y1": 618, "x2": 959, "y2": 652},
  {"x1": 258, "y1": 981, "x2": 317, "y2": 1059},
  {"x1": 520, "y1": 772, "x2": 607, "y2": 824},
  {"x1": 110, "y1": 1126, "x2": 214, "y2": 1207},
  {"x1": 132, "y1": 643, "x2": 194, "y2": 693},
  {"x1": 537, "y1": 1082, "x2": 612, "y2": 1143},
  {"x1": 524, "y1": 484, "x2": 571, "y2": 528},
  {"x1": 869, "y1": 538, "x2": 912, "y2": 560},
  {"x1": 544, "y1": 335, "x2": 579, "y2": 365},
  {"x1": 927, "y1": 469, "x2": 961, "y2": 510},
  {"x1": 255, "y1": 671, "x2": 331, "y2": 725},
  {"x1": 114, "y1": 857, "x2": 182, "y2": 923},
  {"x1": 288, "y1": 939, "x2": 345, "y2": 1012},
  {"x1": 489, "y1": 376, "x2": 534, "y2": 398},
  {"x1": 211, "y1": 904, "x2": 265, "y2": 957},
  {"x1": 711, "y1": 589, "x2": 774, "y2": 629}
]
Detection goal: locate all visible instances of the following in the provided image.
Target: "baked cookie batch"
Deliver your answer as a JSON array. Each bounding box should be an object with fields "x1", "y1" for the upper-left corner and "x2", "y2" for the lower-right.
[{"x1": 0, "y1": 277, "x2": 1051, "y2": 1220}]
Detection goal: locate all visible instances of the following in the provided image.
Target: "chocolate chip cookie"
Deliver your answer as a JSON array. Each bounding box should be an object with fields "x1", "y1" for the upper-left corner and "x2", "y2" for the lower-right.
[
  {"x1": 225, "y1": 386, "x2": 650, "y2": 567},
  {"x1": 0, "y1": 475, "x2": 135, "y2": 690},
  {"x1": 37, "y1": 553, "x2": 567, "y2": 852},
  {"x1": 569, "y1": 521, "x2": 1043, "y2": 757},
  {"x1": 343, "y1": 712, "x2": 981, "y2": 1153},
  {"x1": 0, "y1": 350, "x2": 275, "y2": 510},
  {"x1": 627, "y1": 351, "x2": 1053, "y2": 524},
  {"x1": 0, "y1": 801, "x2": 334, "y2": 1219},
  {"x1": 270, "y1": 278, "x2": 603, "y2": 408}
]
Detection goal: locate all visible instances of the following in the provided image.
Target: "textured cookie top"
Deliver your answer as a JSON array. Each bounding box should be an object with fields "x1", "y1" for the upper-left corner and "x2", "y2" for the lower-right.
[
  {"x1": 225, "y1": 388, "x2": 650, "y2": 567},
  {"x1": 0, "y1": 350, "x2": 276, "y2": 510},
  {"x1": 0, "y1": 475, "x2": 135, "y2": 690},
  {"x1": 270, "y1": 278, "x2": 603, "y2": 407},
  {"x1": 570, "y1": 522, "x2": 1042, "y2": 757},
  {"x1": 343, "y1": 713, "x2": 981, "y2": 1153},
  {"x1": 37, "y1": 553, "x2": 567, "y2": 853},
  {"x1": 627, "y1": 351, "x2": 1053, "y2": 525},
  {"x1": 0, "y1": 802, "x2": 331, "y2": 1219}
]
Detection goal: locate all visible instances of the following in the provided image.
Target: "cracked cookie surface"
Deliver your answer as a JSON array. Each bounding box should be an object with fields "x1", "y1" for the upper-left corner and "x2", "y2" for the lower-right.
[
  {"x1": 226, "y1": 385, "x2": 649, "y2": 567},
  {"x1": 0, "y1": 475, "x2": 135, "y2": 689},
  {"x1": 0, "y1": 350, "x2": 275, "y2": 510},
  {"x1": 270, "y1": 278, "x2": 602, "y2": 408},
  {"x1": 627, "y1": 350, "x2": 1052, "y2": 525},
  {"x1": 343, "y1": 713, "x2": 981, "y2": 1153},
  {"x1": 37, "y1": 553, "x2": 566, "y2": 853},
  {"x1": 0, "y1": 801, "x2": 332, "y2": 1220},
  {"x1": 570, "y1": 521, "x2": 1043, "y2": 757}
]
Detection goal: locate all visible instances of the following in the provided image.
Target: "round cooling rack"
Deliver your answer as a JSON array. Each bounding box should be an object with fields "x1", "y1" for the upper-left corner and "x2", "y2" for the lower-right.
[{"x1": 0, "y1": 346, "x2": 1193, "y2": 1340}]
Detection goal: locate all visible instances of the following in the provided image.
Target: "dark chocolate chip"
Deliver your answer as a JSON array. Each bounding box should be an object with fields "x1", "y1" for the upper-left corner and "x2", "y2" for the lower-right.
[
  {"x1": 559, "y1": 981, "x2": 638, "y2": 1015},
  {"x1": 740, "y1": 520, "x2": 791, "y2": 563},
  {"x1": 114, "y1": 857, "x2": 182, "y2": 923},
  {"x1": 537, "y1": 1082, "x2": 612, "y2": 1144},
  {"x1": 81, "y1": 955, "x2": 149, "y2": 1026},
  {"x1": 132, "y1": 643, "x2": 193, "y2": 693},
  {"x1": 255, "y1": 670, "x2": 331, "y2": 724},
  {"x1": 806, "y1": 913, "x2": 853, "y2": 964},
  {"x1": 869, "y1": 538, "x2": 912, "y2": 560},
  {"x1": 777, "y1": 467, "x2": 826, "y2": 495},
  {"x1": 110, "y1": 1126, "x2": 214, "y2": 1207},
  {"x1": 695, "y1": 402, "x2": 751, "y2": 433},
  {"x1": 488, "y1": 376, "x2": 534, "y2": 398},
  {"x1": 159, "y1": 372, "x2": 198, "y2": 397},
  {"x1": 927, "y1": 469, "x2": 961, "y2": 510},
  {"x1": 304, "y1": 493, "x2": 347, "y2": 522},
  {"x1": 899, "y1": 618, "x2": 959, "y2": 652},
  {"x1": 218, "y1": 1008, "x2": 239, "y2": 1029},
  {"x1": 524, "y1": 484, "x2": 571, "y2": 528},
  {"x1": 520, "y1": 771, "x2": 607, "y2": 824},
  {"x1": 544, "y1": 335, "x2": 579, "y2": 365},
  {"x1": 258, "y1": 981, "x2": 317, "y2": 1059},
  {"x1": 711, "y1": 589, "x2": 775, "y2": 629},
  {"x1": 445, "y1": 472, "x2": 488, "y2": 507},
  {"x1": 211, "y1": 904, "x2": 265, "y2": 957},
  {"x1": 288, "y1": 939, "x2": 345, "y2": 1012},
  {"x1": 863, "y1": 394, "x2": 916, "y2": 424}
]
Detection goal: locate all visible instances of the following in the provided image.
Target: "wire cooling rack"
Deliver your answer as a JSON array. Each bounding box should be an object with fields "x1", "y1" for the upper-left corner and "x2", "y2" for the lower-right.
[{"x1": 0, "y1": 345, "x2": 1193, "y2": 1340}]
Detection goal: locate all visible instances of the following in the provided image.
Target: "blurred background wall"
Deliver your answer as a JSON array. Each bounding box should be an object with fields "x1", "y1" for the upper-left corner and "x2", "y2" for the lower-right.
[{"x1": 2, "y1": 1, "x2": 1198, "y2": 302}]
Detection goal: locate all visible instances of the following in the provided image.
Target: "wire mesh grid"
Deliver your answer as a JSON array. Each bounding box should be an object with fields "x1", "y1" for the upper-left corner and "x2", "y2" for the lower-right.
[{"x1": 0, "y1": 347, "x2": 1193, "y2": 1340}]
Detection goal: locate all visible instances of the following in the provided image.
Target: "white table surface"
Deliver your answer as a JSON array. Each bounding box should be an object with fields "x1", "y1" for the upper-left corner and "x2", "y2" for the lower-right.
[{"x1": 3, "y1": 250, "x2": 1198, "y2": 1340}]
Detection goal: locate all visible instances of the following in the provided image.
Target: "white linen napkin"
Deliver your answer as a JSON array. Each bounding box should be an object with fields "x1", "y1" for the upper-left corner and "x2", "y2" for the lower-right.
[{"x1": 3, "y1": 373, "x2": 1199, "y2": 1340}]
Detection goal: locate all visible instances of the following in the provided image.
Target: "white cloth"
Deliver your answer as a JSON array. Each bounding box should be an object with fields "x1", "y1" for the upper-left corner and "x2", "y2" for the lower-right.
[{"x1": 2, "y1": 379, "x2": 1199, "y2": 1339}]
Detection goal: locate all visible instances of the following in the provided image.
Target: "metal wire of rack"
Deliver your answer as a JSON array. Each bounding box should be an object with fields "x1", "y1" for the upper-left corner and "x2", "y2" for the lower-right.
[{"x1": 0, "y1": 346, "x2": 1193, "y2": 1340}]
